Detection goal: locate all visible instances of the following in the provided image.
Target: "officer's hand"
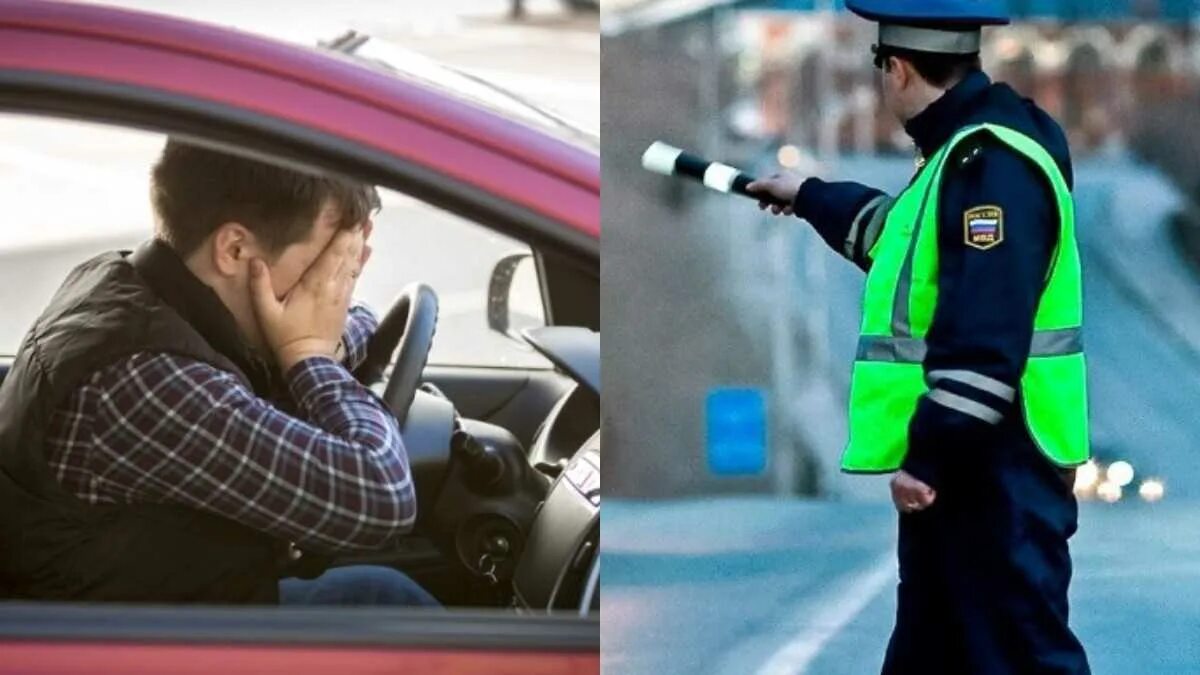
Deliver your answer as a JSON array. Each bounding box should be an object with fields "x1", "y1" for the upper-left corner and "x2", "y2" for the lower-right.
[
  {"x1": 890, "y1": 470, "x2": 937, "y2": 514},
  {"x1": 250, "y1": 226, "x2": 365, "y2": 372},
  {"x1": 746, "y1": 173, "x2": 803, "y2": 216}
]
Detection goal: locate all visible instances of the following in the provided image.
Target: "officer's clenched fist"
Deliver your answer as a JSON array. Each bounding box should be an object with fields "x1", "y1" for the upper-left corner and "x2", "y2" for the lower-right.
[
  {"x1": 890, "y1": 470, "x2": 937, "y2": 514},
  {"x1": 746, "y1": 173, "x2": 804, "y2": 216}
]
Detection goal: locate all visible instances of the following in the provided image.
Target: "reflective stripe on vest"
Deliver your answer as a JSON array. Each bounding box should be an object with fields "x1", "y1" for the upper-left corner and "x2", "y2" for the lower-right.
[
  {"x1": 856, "y1": 328, "x2": 1083, "y2": 363},
  {"x1": 841, "y1": 123, "x2": 1090, "y2": 473}
]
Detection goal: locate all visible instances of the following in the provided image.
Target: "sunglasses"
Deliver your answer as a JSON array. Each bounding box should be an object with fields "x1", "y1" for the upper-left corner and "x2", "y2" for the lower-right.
[{"x1": 872, "y1": 44, "x2": 889, "y2": 70}]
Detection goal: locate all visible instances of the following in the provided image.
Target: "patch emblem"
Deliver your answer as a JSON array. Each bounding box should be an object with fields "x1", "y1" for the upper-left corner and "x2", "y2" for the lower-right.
[{"x1": 964, "y1": 205, "x2": 1003, "y2": 250}]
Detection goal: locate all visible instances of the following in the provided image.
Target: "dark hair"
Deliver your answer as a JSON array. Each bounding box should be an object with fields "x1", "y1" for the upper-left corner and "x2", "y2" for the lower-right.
[
  {"x1": 150, "y1": 139, "x2": 380, "y2": 258},
  {"x1": 875, "y1": 46, "x2": 981, "y2": 89}
]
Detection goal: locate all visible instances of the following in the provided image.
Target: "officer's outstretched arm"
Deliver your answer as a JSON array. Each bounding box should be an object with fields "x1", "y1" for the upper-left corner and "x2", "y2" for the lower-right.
[
  {"x1": 792, "y1": 177, "x2": 893, "y2": 272},
  {"x1": 902, "y1": 144, "x2": 1058, "y2": 488}
]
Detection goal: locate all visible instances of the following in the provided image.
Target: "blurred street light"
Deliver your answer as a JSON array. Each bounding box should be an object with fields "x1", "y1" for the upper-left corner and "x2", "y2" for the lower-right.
[
  {"x1": 1096, "y1": 480, "x2": 1123, "y2": 503},
  {"x1": 1107, "y1": 460, "x2": 1135, "y2": 487},
  {"x1": 1139, "y1": 479, "x2": 1166, "y2": 502},
  {"x1": 995, "y1": 35, "x2": 1025, "y2": 61},
  {"x1": 777, "y1": 144, "x2": 801, "y2": 168},
  {"x1": 1075, "y1": 459, "x2": 1099, "y2": 492}
]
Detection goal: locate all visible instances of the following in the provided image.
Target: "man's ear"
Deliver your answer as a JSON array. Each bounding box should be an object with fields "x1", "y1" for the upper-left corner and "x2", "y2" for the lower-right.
[
  {"x1": 209, "y1": 222, "x2": 254, "y2": 278},
  {"x1": 889, "y1": 56, "x2": 912, "y2": 91}
]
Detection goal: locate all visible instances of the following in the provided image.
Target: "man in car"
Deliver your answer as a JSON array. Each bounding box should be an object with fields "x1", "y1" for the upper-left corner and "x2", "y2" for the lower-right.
[{"x1": 0, "y1": 140, "x2": 436, "y2": 605}]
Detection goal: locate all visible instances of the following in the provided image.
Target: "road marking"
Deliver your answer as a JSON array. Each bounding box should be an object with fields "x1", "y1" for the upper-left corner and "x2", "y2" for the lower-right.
[{"x1": 756, "y1": 552, "x2": 896, "y2": 675}]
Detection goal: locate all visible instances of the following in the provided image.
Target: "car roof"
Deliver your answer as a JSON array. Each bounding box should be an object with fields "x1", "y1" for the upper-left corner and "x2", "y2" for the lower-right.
[
  {"x1": 319, "y1": 30, "x2": 599, "y2": 153},
  {"x1": 0, "y1": 0, "x2": 599, "y2": 240}
]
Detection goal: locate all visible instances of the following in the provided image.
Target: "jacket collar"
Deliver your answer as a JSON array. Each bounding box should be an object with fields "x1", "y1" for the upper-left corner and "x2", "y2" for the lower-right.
[
  {"x1": 128, "y1": 238, "x2": 276, "y2": 394},
  {"x1": 904, "y1": 70, "x2": 992, "y2": 159}
]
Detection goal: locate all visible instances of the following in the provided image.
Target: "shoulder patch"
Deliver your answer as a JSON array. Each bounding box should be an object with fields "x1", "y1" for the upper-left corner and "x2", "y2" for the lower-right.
[{"x1": 963, "y1": 205, "x2": 1003, "y2": 250}]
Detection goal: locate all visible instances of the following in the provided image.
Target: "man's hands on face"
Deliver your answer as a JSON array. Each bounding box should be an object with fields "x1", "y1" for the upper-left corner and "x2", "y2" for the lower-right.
[
  {"x1": 360, "y1": 219, "x2": 374, "y2": 269},
  {"x1": 890, "y1": 470, "x2": 936, "y2": 514},
  {"x1": 746, "y1": 172, "x2": 804, "y2": 216},
  {"x1": 250, "y1": 225, "x2": 365, "y2": 372}
]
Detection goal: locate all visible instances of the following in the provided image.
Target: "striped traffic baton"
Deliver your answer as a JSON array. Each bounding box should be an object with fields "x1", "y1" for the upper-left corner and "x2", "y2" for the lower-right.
[{"x1": 640, "y1": 141, "x2": 789, "y2": 206}]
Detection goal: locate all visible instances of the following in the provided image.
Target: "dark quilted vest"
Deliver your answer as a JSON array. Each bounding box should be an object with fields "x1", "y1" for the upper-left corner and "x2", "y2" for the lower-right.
[{"x1": 0, "y1": 240, "x2": 282, "y2": 602}]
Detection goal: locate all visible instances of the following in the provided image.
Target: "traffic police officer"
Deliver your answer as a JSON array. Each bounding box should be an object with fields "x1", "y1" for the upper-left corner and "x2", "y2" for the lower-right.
[{"x1": 748, "y1": 1, "x2": 1091, "y2": 673}]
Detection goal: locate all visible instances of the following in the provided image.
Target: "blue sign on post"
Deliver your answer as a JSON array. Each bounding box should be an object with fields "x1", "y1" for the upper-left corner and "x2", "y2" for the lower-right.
[{"x1": 706, "y1": 388, "x2": 767, "y2": 476}]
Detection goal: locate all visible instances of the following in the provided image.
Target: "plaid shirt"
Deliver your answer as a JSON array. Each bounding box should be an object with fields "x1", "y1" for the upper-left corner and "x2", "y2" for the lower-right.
[{"x1": 44, "y1": 305, "x2": 416, "y2": 554}]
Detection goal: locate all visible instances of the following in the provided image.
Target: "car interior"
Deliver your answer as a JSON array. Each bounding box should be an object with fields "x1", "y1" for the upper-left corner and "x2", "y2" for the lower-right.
[
  {"x1": 336, "y1": 269, "x2": 601, "y2": 613},
  {"x1": 0, "y1": 124, "x2": 599, "y2": 617}
]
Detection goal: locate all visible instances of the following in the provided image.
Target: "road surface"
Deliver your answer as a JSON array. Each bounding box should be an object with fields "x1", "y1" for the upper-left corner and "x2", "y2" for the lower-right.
[{"x1": 603, "y1": 497, "x2": 1200, "y2": 674}]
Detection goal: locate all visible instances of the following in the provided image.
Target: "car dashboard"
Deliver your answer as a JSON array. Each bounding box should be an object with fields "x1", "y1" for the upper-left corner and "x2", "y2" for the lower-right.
[
  {"x1": 513, "y1": 429, "x2": 598, "y2": 614},
  {"x1": 512, "y1": 327, "x2": 599, "y2": 613},
  {"x1": 397, "y1": 327, "x2": 599, "y2": 614}
]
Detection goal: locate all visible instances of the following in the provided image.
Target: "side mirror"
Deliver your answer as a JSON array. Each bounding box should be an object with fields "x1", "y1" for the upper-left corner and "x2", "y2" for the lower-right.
[{"x1": 487, "y1": 252, "x2": 545, "y2": 340}]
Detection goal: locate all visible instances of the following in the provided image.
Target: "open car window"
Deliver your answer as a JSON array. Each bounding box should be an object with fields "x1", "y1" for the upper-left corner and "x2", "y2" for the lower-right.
[{"x1": 0, "y1": 113, "x2": 551, "y2": 369}]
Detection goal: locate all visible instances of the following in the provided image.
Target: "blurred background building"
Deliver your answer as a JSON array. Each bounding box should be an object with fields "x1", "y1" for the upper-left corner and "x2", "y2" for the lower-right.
[
  {"x1": 602, "y1": 3, "x2": 1200, "y2": 673},
  {"x1": 602, "y1": 0, "x2": 1200, "y2": 500}
]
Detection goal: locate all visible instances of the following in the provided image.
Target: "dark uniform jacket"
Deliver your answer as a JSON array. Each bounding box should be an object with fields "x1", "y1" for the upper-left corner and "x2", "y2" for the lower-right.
[{"x1": 793, "y1": 70, "x2": 1074, "y2": 487}]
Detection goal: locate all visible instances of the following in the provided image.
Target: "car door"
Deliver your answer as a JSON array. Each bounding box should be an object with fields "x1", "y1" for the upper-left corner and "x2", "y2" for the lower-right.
[
  {"x1": 0, "y1": 603, "x2": 598, "y2": 673},
  {"x1": 0, "y1": 1, "x2": 598, "y2": 667}
]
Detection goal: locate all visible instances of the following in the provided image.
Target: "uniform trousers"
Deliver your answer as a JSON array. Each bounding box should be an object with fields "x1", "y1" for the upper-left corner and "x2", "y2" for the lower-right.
[{"x1": 882, "y1": 425, "x2": 1090, "y2": 675}]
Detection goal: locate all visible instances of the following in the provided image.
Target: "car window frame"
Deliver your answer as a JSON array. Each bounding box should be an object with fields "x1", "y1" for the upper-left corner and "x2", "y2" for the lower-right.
[
  {"x1": 0, "y1": 71, "x2": 596, "y2": 260},
  {"x1": 0, "y1": 72, "x2": 598, "y2": 362}
]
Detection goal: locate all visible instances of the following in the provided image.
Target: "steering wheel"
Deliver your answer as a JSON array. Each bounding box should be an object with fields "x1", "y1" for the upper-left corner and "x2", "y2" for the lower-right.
[{"x1": 353, "y1": 283, "x2": 439, "y2": 427}]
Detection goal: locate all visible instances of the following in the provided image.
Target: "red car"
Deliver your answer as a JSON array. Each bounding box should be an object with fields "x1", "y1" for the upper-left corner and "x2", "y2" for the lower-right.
[{"x1": 0, "y1": 1, "x2": 599, "y2": 673}]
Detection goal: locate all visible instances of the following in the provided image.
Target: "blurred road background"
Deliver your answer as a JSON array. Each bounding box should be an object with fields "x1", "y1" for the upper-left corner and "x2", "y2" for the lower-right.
[
  {"x1": 602, "y1": 0, "x2": 1200, "y2": 673},
  {"x1": 0, "y1": 0, "x2": 598, "y2": 369}
]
